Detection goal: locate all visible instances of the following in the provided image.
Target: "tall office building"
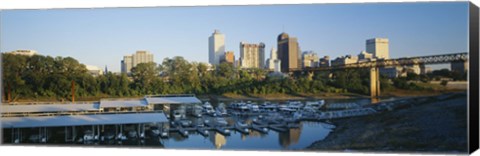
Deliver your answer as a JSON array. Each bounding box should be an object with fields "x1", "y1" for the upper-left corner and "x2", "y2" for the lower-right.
[
  {"x1": 331, "y1": 55, "x2": 359, "y2": 66},
  {"x1": 239, "y1": 42, "x2": 265, "y2": 68},
  {"x1": 85, "y1": 65, "x2": 103, "y2": 77},
  {"x1": 319, "y1": 56, "x2": 330, "y2": 67},
  {"x1": 266, "y1": 48, "x2": 280, "y2": 70},
  {"x1": 358, "y1": 51, "x2": 373, "y2": 60},
  {"x1": 301, "y1": 51, "x2": 319, "y2": 68},
  {"x1": 121, "y1": 50, "x2": 154, "y2": 74},
  {"x1": 209, "y1": 30, "x2": 225, "y2": 65},
  {"x1": 221, "y1": 51, "x2": 235, "y2": 64},
  {"x1": 366, "y1": 38, "x2": 389, "y2": 59},
  {"x1": 277, "y1": 32, "x2": 300, "y2": 72}
]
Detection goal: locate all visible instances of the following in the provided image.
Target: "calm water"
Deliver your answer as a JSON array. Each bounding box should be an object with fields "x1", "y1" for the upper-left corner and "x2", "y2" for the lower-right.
[{"x1": 162, "y1": 121, "x2": 332, "y2": 150}]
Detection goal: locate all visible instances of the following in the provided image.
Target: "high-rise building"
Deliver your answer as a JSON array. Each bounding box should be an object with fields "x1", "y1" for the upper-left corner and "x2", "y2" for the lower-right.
[
  {"x1": 301, "y1": 51, "x2": 319, "y2": 68},
  {"x1": 221, "y1": 51, "x2": 235, "y2": 64},
  {"x1": 266, "y1": 48, "x2": 280, "y2": 70},
  {"x1": 406, "y1": 64, "x2": 421, "y2": 75},
  {"x1": 277, "y1": 32, "x2": 300, "y2": 72},
  {"x1": 358, "y1": 51, "x2": 374, "y2": 60},
  {"x1": 239, "y1": 42, "x2": 265, "y2": 68},
  {"x1": 6, "y1": 50, "x2": 38, "y2": 56},
  {"x1": 85, "y1": 65, "x2": 103, "y2": 77},
  {"x1": 319, "y1": 56, "x2": 330, "y2": 67},
  {"x1": 331, "y1": 55, "x2": 359, "y2": 66},
  {"x1": 209, "y1": 30, "x2": 225, "y2": 65},
  {"x1": 121, "y1": 51, "x2": 154, "y2": 74},
  {"x1": 366, "y1": 38, "x2": 389, "y2": 59},
  {"x1": 380, "y1": 66, "x2": 407, "y2": 78}
]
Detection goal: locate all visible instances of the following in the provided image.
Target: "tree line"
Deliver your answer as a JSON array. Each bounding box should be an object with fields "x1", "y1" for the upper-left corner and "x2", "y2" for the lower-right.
[{"x1": 1, "y1": 53, "x2": 462, "y2": 102}]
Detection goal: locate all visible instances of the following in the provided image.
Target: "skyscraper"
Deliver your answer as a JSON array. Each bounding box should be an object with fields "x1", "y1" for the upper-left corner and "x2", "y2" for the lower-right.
[
  {"x1": 266, "y1": 48, "x2": 280, "y2": 70},
  {"x1": 121, "y1": 50, "x2": 154, "y2": 74},
  {"x1": 221, "y1": 51, "x2": 235, "y2": 64},
  {"x1": 366, "y1": 38, "x2": 389, "y2": 59},
  {"x1": 319, "y1": 56, "x2": 330, "y2": 67},
  {"x1": 301, "y1": 51, "x2": 319, "y2": 68},
  {"x1": 209, "y1": 30, "x2": 225, "y2": 65},
  {"x1": 277, "y1": 32, "x2": 300, "y2": 72},
  {"x1": 239, "y1": 42, "x2": 265, "y2": 68}
]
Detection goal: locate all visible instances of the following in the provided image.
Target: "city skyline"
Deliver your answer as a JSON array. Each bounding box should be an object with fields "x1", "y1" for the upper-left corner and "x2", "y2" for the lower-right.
[{"x1": 1, "y1": 2, "x2": 469, "y2": 72}]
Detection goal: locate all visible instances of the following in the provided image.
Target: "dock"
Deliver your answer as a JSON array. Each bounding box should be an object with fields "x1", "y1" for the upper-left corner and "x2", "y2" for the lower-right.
[
  {"x1": 233, "y1": 125, "x2": 250, "y2": 134},
  {"x1": 196, "y1": 128, "x2": 209, "y2": 136},
  {"x1": 214, "y1": 127, "x2": 231, "y2": 136},
  {"x1": 251, "y1": 125, "x2": 268, "y2": 134},
  {"x1": 268, "y1": 125, "x2": 287, "y2": 132},
  {"x1": 169, "y1": 128, "x2": 189, "y2": 137}
]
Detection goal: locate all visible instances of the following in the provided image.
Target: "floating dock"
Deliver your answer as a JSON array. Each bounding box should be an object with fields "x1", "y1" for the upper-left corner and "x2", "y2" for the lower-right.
[
  {"x1": 196, "y1": 128, "x2": 209, "y2": 136},
  {"x1": 233, "y1": 125, "x2": 249, "y2": 134},
  {"x1": 251, "y1": 125, "x2": 268, "y2": 134},
  {"x1": 214, "y1": 127, "x2": 231, "y2": 136},
  {"x1": 268, "y1": 126, "x2": 287, "y2": 132}
]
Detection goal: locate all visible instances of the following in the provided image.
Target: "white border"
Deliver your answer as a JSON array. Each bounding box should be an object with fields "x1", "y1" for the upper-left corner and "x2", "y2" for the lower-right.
[{"x1": 0, "y1": 0, "x2": 478, "y2": 156}]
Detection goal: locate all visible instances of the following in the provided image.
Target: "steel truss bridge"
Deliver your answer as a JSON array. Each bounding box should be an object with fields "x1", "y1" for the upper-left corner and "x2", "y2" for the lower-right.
[
  {"x1": 292, "y1": 52, "x2": 469, "y2": 97},
  {"x1": 297, "y1": 52, "x2": 468, "y2": 71}
]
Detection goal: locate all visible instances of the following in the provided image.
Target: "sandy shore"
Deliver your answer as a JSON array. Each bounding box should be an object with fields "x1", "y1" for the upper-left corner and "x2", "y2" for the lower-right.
[{"x1": 305, "y1": 93, "x2": 468, "y2": 154}]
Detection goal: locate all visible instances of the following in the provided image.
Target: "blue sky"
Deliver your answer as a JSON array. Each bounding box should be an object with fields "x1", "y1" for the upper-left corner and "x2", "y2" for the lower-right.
[{"x1": 1, "y1": 2, "x2": 469, "y2": 72}]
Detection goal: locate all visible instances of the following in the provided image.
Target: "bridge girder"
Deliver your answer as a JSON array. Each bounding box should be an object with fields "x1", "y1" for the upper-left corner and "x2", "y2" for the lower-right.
[{"x1": 298, "y1": 52, "x2": 468, "y2": 71}]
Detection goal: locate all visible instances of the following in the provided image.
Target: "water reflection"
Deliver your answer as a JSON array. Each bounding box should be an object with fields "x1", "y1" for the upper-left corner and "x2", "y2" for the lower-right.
[
  {"x1": 160, "y1": 121, "x2": 332, "y2": 150},
  {"x1": 209, "y1": 132, "x2": 227, "y2": 149},
  {"x1": 371, "y1": 98, "x2": 380, "y2": 104},
  {"x1": 279, "y1": 125, "x2": 302, "y2": 148}
]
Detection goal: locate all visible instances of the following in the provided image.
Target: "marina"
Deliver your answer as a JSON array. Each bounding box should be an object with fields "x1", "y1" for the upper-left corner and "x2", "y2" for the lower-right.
[{"x1": 1, "y1": 94, "x2": 418, "y2": 149}]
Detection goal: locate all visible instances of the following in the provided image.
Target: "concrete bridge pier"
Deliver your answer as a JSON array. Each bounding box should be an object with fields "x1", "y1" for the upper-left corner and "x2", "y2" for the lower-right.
[{"x1": 370, "y1": 67, "x2": 381, "y2": 97}]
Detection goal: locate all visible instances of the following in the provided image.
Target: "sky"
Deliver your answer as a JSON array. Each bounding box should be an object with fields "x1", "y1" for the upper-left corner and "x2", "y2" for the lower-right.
[{"x1": 0, "y1": 2, "x2": 469, "y2": 72}]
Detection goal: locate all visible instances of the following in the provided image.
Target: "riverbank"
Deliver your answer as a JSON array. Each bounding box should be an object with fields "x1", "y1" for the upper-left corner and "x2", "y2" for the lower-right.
[
  {"x1": 200, "y1": 89, "x2": 462, "y2": 102},
  {"x1": 306, "y1": 93, "x2": 468, "y2": 154}
]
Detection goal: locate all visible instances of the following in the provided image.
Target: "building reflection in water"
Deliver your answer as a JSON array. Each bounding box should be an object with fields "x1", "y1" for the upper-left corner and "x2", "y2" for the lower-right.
[
  {"x1": 241, "y1": 130, "x2": 266, "y2": 140},
  {"x1": 209, "y1": 131, "x2": 226, "y2": 149},
  {"x1": 278, "y1": 123, "x2": 303, "y2": 148}
]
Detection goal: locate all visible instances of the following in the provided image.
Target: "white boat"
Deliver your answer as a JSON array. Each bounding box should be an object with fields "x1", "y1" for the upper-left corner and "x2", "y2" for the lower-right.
[
  {"x1": 149, "y1": 126, "x2": 161, "y2": 136},
  {"x1": 194, "y1": 118, "x2": 205, "y2": 127},
  {"x1": 248, "y1": 103, "x2": 260, "y2": 112},
  {"x1": 188, "y1": 105, "x2": 203, "y2": 118},
  {"x1": 286, "y1": 101, "x2": 304, "y2": 111},
  {"x1": 102, "y1": 131, "x2": 115, "y2": 140},
  {"x1": 173, "y1": 105, "x2": 187, "y2": 119},
  {"x1": 216, "y1": 103, "x2": 228, "y2": 116},
  {"x1": 202, "y1": 102, "x2": 216, "y2": 116},
  {"x1": 83, "y1": 130, "x2": 95, "y2": 142},
  {"x1": 229, "y1": 101, "x2": 248, "y2": 111},
  {"x1": 237, "y1": 102, "x2": 249, "y2": 112},
  {"x1": 215, "y1": 117, "x2": 229, "y2": 126},
  {"x1": 128, "y1": 130, "x2": 137, "y2": 139},
  {"x1": 176, "y1": 119, "x2": 193, "y2": 127},
  {"x1": 235, "y1": 121, "x2": 250, "y2": 133},
  {"x1": 260, "y1": 103, "x2": 279, "y2": 112},
  {"x1": 305, "y1": 100, "x2": 326, "y2": 110},
  {"x1": 117, "y1": 133, "x2": 127, "y2": 140}
]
